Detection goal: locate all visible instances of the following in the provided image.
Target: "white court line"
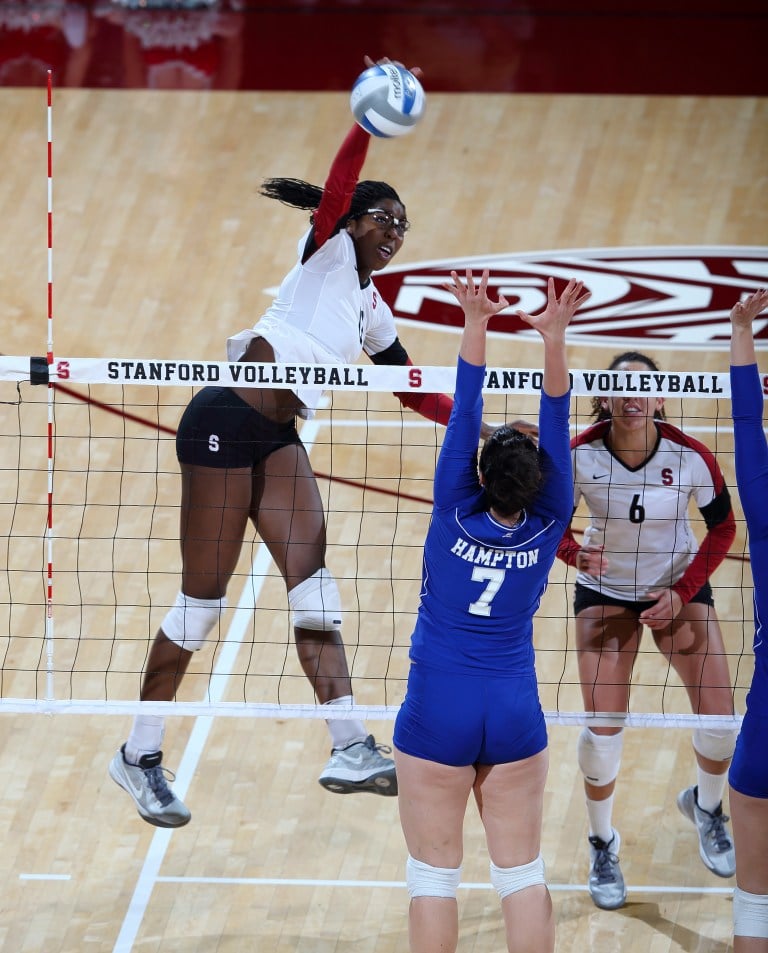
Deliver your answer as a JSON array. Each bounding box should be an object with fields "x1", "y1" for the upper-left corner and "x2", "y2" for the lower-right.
[
  {"x1": 153, "y1": 875, "x2": 732, "y2": 896},
  {"x1": 19, "y1": 874, "x2": 71, "y2": 881},
  {"x1": 112, "y1": 421, "x2": 322, "y2": 953}
]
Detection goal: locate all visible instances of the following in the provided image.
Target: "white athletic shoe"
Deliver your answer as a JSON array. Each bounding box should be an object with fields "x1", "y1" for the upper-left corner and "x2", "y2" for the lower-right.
[
  {"x1": 677, "y1": 785, "x2": 735, "y2": 878},
  {"x1": 587, "y1": 828, "x2": 627, "y2": 910},
  {"x1": 318, "y1": 735, "x2": 397, "y2": 796},
  {"x1": 109, "y1": 745, "x2": 191, "y2": 828}
]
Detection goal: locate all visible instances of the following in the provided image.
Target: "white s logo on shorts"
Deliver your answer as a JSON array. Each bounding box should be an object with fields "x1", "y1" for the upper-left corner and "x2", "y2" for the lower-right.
[{"x1": 209, "y1": 434, "x2": 219, "y2": 452}]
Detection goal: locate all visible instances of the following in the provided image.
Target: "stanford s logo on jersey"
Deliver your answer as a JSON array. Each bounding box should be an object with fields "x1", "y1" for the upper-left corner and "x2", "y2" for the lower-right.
[{"x1": 374, "y1": 246, "x2": 768, "y2": 350}]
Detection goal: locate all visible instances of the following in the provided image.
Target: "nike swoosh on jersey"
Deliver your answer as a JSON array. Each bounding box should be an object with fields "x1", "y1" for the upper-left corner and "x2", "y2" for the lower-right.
[{"x1": 592, "y1": 473, "x2": 610, "y2": 480}]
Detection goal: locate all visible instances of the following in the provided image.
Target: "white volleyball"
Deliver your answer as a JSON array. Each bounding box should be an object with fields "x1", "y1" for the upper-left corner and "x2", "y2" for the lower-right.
[{"x1": 350, "y1": 63, "x2": 426, "y2": 138}]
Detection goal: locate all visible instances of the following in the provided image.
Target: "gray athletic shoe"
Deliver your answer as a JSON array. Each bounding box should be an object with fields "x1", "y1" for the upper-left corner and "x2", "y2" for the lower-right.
[
  {"x1": 109, "y1": 745, "x2": 191, "y2": 828},
  {"x1": 318, "y1": 735, "x2": 397, "y2": 796},
  {"x1": 588, "y1": 829, "x2": 627, "y2": 910},
  {"x1": 677, "y1": 785, "x2": 735, "y2": 878}
]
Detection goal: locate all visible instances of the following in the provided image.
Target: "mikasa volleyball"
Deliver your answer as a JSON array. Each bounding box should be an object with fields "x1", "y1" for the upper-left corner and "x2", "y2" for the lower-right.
[{"x1": 350, "y1": 63, "x2": 425, "y2": 138}]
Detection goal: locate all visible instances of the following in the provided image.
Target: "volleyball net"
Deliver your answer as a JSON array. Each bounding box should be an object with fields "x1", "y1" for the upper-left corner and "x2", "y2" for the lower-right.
[{"x1": 0, "y1": 356, "x2": 755, "y2": 729}]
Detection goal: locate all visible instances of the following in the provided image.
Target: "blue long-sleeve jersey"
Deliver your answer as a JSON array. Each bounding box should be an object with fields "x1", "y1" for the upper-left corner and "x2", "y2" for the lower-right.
[
  {"x1": 731, "y1": 362, "x2": 768, "y2": 715},
  {"x1": 408, "y1": 357, "x2": 573, "y2": 675}
]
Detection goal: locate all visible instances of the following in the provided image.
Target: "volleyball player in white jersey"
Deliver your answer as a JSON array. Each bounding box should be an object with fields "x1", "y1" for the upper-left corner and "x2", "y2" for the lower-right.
[
  {"x1": 109, "y1": 57, "x2": 472, "y2": 828},
  {"x1": 558, "y1": 351, "x2": 738, "y2": 908},
  {"x1": 394, "y1": 270, "x2": 590, "y2": 953},
  {"x1": 728, "y1": 288, "x2": 768, "y2": 952}
]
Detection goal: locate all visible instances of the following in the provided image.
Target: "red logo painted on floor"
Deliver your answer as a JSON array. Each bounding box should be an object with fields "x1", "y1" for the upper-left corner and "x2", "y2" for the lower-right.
[{"x1": 373, "y1": 246, "x2": 768, "y2": 350}]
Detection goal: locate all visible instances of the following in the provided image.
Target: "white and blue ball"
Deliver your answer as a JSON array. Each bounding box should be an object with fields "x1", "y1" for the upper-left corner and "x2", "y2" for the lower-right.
[{"x1": 350, "y1": 63, "x2": 425, "y2": 138}]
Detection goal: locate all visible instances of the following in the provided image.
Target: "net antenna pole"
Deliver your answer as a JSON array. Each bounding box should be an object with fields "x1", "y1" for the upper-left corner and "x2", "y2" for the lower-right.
[{"x1": 45, "y1": 70, "x2": 55, "y2": 704}]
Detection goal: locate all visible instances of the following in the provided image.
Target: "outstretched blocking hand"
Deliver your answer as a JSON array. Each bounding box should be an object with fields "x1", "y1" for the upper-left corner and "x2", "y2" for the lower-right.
[
  {"x1": 517, "y1": 277, "x2": 590, "y2": 398},
  {"x1": 730, "y1": 287, "x2": 768, "y2": 367},
  {"x1": 730, "y1": 288, "x2": 768, "y2": 330},
  {"x1": 443, "y1": 269, "x2": 510, "y2": 367},
  {"x1": 515, "y1": 277, "x2": 590, "y2": 343},
  {"x1": 445, "y1": 268, "x2": 509, "y2": 325}
]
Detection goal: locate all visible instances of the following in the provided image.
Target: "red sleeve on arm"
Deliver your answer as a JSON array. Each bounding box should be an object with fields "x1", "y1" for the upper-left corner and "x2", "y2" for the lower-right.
[
  {"x1": 557, "y1": 525, "x2": 581, "y2": 567},
  {"x1": 390, "y1": 357, "x2": 453, "y2": 426},
  {"x1": 312, "y1": 125, "x2": 370, "y2": 247},
  {"x1": 395, "y1": 388, "x2": 454, "y2": 426},
  {"x1": 672, "y1": 507, "x2": 737, "y2": 604}
]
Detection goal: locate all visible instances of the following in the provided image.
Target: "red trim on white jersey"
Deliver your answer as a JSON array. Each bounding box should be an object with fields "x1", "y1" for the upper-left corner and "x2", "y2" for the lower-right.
[{"x1": 560, "y1": 418, "x2": 735, "y2": 602}]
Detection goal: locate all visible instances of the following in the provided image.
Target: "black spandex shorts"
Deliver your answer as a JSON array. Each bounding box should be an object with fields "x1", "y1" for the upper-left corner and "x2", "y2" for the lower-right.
[
  {"x1": 573, "y1": 580, "x2": 714, "y2": 616},
  {"x1": 176, "y1": 386, "x2": 301, "y2": 469}
]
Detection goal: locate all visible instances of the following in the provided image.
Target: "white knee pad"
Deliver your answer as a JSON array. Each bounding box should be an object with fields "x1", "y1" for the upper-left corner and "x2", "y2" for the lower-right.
[
  {"x1": 733, "y1": 887, "x2": 768, "y2": 938},
  {"x1": 693, "y1": 727, "x2": 738, "y2": 763},
  {"x1": 577, "y1": 728, "x2": 624, "y2": 787},
  {"x1": 406, "y1": 855, "x2": 462, "y2": 899},
  {"x1": 490, "y1": 855, "x2": 546, "y2": 899},
  {"x1": 288, "y1": 568, "x2": 342, "y2": 631},
  {"x1": 162, "y1": 591, "x2": 226, "y2": 651}
]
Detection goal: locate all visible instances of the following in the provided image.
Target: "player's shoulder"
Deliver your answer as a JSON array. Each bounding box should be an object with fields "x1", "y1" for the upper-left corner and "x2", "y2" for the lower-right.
[
  {"x1": 303, "y1": 227, "x2": 350, "y2": 267},
  {"x1": 656, "y1": 421, "x2": 724, "y2": 483},
  {"x1": 656, "y1": 421, "x2": 712, "y2": 456},
  {"x1": 571, "y1": 419, "x2": 610, "y2": 449}
]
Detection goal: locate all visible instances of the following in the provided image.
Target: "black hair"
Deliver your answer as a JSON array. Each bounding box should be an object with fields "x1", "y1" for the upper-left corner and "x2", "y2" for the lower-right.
[
  {"x1": 478, "y1": 426, "x2": 542, "y2": 519},
  {"x1": 260, "y1": 177, "x2": 404, "y2": 237},
  {"x1": 591, "y1": 350, "x2": 667, "y2": 421}
]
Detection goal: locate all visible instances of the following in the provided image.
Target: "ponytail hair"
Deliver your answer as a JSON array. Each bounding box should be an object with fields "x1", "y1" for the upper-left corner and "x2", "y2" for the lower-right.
[
  {"x1": 260, "y1": 177, "x2": 322, "y2": 211},
  {"x1": 260, "y1": 177, "x2": 404, "y2": 237}
]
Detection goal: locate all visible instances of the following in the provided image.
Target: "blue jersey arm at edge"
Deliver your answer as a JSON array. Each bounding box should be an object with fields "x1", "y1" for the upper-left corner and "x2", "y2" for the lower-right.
[
  {"x1": 534, "y1": 389, "x2": 573, "y2": 527},
  {"x1": 433, "y1": 357, "x2": 485, "y2": 511}
]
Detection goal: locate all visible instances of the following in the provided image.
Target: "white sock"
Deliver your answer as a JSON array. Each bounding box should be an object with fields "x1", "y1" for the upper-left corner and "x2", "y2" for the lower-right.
[
  {"x1": 696, "y1": 768, "x2": 727, "y2": 813},
  {"x1": 125, "y1": 715, "x2": 165, "y2": 764},
  {"x1": 323, "y1": 695, "x2": 367, "y2": 749},
  {"x1": 586, "y1": 793, "x2": 616, "y2": 844}
]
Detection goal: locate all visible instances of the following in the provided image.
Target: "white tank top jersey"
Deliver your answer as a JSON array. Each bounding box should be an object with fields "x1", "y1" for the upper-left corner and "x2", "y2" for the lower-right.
[
  {"x1": 227, "y1": 228, "x2": 398, "y2": 417},
  {"x1": 572, "y1": 421, "x2": 724, "y2": 601}
]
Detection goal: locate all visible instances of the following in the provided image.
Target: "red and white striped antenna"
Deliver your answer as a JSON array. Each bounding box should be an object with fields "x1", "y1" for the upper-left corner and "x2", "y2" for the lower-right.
[{"x1": 45, "y1": 69, "x2": 55, "y2": 703}]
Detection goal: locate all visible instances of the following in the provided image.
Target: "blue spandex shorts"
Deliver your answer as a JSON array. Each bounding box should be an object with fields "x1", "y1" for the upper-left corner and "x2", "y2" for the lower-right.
[
  {"x1": 393, "y1": 662, "x2": 547, "y2": 766},
  {"x1": 729, "y1": 706, "x2": 768, "y2": 799}
]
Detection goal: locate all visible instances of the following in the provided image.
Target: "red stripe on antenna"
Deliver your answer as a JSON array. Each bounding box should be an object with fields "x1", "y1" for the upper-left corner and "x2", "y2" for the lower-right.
[{"x1": 45, "y1": 69, "x2": 55, "y2": 691}]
